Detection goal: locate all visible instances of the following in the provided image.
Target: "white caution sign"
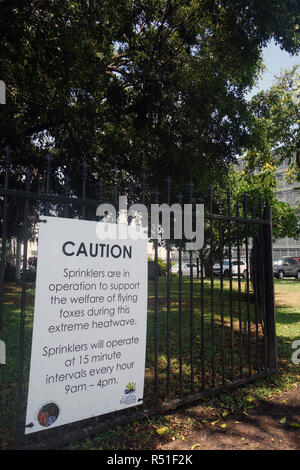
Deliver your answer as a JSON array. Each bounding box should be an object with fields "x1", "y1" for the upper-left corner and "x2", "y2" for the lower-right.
[{"x1": 25, "y1": 216, "x2": 148, "y2": 434}]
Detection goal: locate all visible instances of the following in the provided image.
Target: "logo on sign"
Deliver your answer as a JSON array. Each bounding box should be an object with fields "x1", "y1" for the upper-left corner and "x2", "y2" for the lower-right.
[
  {"x1": 120, "y1": 382, "x2": 137, "y2": 405},
  {"x1": 37, "y1": 402, "x2": 60, "y2": 428}
]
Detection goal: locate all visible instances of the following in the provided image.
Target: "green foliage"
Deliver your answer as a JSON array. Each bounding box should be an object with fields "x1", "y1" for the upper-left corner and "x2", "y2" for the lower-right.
[
  {"x1": 246, "y1": 67, "x2": 300, "y2": 181},
  {"x1": 157, "y1": 257, "x2": 168, "y2": 276},
  {"x1": 196, "y1": 162, "x2": 299, "y2": 266},
  {"x1": 231, "y1": 164, "x2": 300, "y2": 240},
  {"x1": 148, "y1": 257, "x2": 168, "y2": 276},
  {"x1": 0, "y1": 1, "x2": 299, "y2": 192}
]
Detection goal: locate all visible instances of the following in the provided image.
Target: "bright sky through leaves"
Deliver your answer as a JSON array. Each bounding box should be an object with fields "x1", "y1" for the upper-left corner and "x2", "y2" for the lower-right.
[{"x1": 248, "y1": 39, "x2": 299, "y2": 98}]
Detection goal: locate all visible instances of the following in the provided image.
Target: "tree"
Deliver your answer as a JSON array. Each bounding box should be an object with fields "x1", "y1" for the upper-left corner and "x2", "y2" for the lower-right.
[
  {"x1": 1, "y1": 1, "x2": 300, "y2": 194},
  {"x1": 246, "y1": 66, "x2": 300, "y2": 182},
  {"x1": 194, "y1": 162, "x2": 299, "y2": 272},
  {"x1": 1, "y1": 1, "x2": 300, "y2": 282},
  {"x1": 231, "y1": 163, "x2": 300, "y2": 240}
]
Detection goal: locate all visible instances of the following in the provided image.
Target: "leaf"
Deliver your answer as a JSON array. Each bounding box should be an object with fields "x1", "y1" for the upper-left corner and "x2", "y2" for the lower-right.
[
  {"x1": 210, "y1": 420, "x2": 220, "y2": 426},
  {"x1": 156, "y1": 427, "x2": 168, "y2": 435},
  {"x1": 220, "y1": 423, "x2": 227, "y2": 429},
  {"x1": 279, "y1": 417, "x2": 286, "y2": 424},
  {"x1": 222, "y1": 410, "x2": 229, "y2": 418},
  {"x1": 191, "y1": 443, "x2": 201, "y2": 450},
  {"x1": 235, "y1": 421, "x2": 241, "y2": 424},
  {"x1": 290, "y1": 422, "x2": 300, "y2": 428}
]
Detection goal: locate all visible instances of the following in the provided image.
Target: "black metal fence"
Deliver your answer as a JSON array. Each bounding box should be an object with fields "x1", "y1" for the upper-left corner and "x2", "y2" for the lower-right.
[{"x1": 0, "y1": 150, "x2": 277, "y2": 449}]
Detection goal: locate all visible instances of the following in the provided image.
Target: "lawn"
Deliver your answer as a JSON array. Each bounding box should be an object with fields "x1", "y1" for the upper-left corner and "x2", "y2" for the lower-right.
[{"x1": 0, "y1": 277, "x2": 299, "y2": 449}]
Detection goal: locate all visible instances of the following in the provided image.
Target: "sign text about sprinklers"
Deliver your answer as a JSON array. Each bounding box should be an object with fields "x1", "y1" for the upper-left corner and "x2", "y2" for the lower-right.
[{"x1": 25, "y1": 217, "x2": 148, "y2": 434}]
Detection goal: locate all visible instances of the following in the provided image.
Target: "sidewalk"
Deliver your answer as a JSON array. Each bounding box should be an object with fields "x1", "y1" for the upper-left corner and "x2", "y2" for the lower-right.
[{"x1": 161, "y1": 386, "x2": 300, "y2": 450}]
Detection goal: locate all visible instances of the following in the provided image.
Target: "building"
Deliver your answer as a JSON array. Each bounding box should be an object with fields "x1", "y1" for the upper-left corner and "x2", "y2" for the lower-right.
[
  {"x1": 273, "y1": 158, "x2": 300, "y2": 258},
  {"x1": 236, "y1": 155, "x2": 300, "y2": 259}
]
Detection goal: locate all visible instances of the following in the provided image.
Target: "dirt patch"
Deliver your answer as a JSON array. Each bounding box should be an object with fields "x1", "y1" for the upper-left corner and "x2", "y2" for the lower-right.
[{"x1": 160, "y1": 386, "x2": 300, "y2": 450}]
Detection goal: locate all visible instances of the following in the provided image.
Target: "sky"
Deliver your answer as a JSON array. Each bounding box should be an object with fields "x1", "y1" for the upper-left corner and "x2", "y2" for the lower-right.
[{"x1": 247, "y1": 39, "x2": 299, "y2": 98}]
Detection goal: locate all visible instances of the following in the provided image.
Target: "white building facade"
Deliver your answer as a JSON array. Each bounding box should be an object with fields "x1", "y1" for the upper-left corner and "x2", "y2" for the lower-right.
[{"x1": 273, "y1": 158, "x2": 300, "y2": 258}]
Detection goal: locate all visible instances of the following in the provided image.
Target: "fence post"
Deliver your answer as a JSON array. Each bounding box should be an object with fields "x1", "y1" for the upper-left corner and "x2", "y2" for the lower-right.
[{"x1": 263, "y1": 205, "x2": 277, "y2": 371}]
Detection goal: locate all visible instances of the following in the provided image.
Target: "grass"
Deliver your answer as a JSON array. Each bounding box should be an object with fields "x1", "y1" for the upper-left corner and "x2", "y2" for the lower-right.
[{"x1": 0, "y1": 278, "x2": 299, "y2": 449}]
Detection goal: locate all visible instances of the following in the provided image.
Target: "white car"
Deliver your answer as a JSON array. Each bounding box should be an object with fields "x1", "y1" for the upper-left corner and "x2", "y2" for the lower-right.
[
  {"x1": 171, "y1": 262, "x2": 199, "y2": 276},
  {"x1": 213, "y1": 259, "x2": 248, "y2": 278}
]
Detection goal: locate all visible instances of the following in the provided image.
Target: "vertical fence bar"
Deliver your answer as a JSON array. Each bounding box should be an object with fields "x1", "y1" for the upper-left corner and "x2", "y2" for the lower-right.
[
  {"x1": 166, "y1": 177, "x2": 171, "y2": 401},
  {"x1": 243, "y1": 194, "x2": 251, "y2": 375},
  {"x1": 200, "y1": 247, "x2": 205, "y2": 390},
  {"x1": 15, "y1": 169, "x2": 31, "y2": 449},
  {"x1": 198, "y1": 195, "x2": 205, "y2": 390},
  {"x1": 259, "y1": 196, "x2": 268, "y2": 371},
  {"x1": 0, "y1": 148, "x2": 11, "y2": 334},
  {"x1": 97, "y1": 180, "x2": 104, "y2": 204},
  {"x1": 141, "y1": 172, "x2": 147, "y2": 206},
  {"x1": 44, "y1": 153, "x2": 52, "y2": 216},
  {"x1": 127, "y1": 184, "x2": 133, "y2": 225},
  {"x1": 177, "y1": 193, "x2": 183, "y2": 397},
  {"x1": 263, "y1": 205, "x2": 277, "y2": 371},
  {"x1": 153, "y1": 188, "x2": 159, "y2": 407},
  {"x1": 96, "y1": 180, "x2": 104, "y2": 225},
  {"x1": 252, "y1": 205, "x2": 261, "y2": 373},
  {"x1": 94, "y1": 173, "x2": 102, "y2": 440},
  {"x1": 227, "y1": 190, "x2": 234, "y2": 380},
  {"x1": 113, "y1": 166, "x2": 119, "y2": 216},
  {"x1": 219, "y1": 202, "x2": 225, "y2": 385},
  {"x1": 235, "y1": 203, "x2": 243, "y2": 378},
  {"x1": 81, "y1": 161, "x2": 88, "y2": 220},
  {"x1": 189, "y1": 181, "x2": 194, "y2": 393},
  {"x1": 63, "y1": 174, "x2": 70, "y2": 218},
  {"x1": 208, "y1": 187, "x2": 215, "y2": 387}
]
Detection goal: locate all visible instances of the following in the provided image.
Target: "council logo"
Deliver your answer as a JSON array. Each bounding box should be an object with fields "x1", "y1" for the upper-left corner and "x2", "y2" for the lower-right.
[
  {"x1": 37, "y1": 402, "x2": 60, "y2": 427},
  {"x1": 120, "y1": 382, "x2": 137, "y2": 405}
]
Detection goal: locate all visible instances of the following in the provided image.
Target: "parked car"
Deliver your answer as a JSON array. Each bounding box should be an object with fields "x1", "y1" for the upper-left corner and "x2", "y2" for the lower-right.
[
  {"x1": 274, "y1": 257, "x2": 300, "y2": 279},
  {"x1": 213, "y1": 259, "x2": 248, "y2": 278},
  {"x1": 171, "y1": 262, "x2": 199, "y2": 276}
]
